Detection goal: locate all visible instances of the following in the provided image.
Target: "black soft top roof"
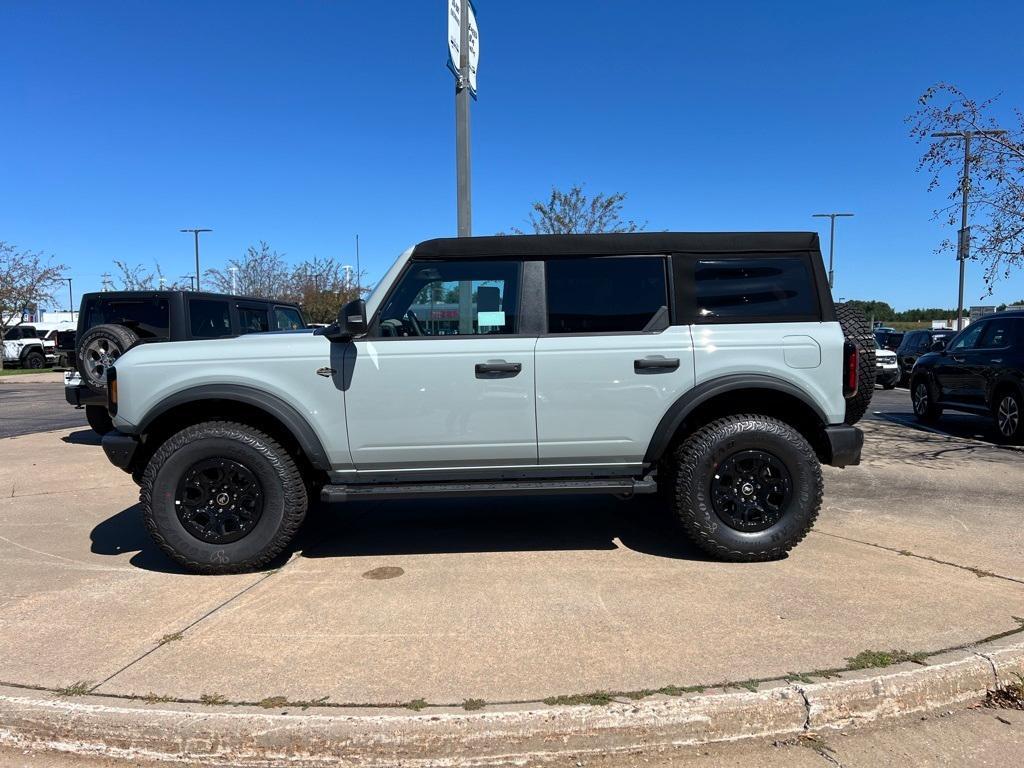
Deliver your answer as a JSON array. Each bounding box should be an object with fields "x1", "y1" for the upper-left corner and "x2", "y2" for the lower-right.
[{"x1": 413, "y1": 232, "x2": 821, "y2": 259}]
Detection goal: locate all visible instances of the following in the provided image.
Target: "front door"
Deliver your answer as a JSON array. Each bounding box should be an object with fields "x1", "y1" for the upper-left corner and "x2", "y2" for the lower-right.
[
  {"x1": 534, "y1": 255, "x2": 694, "y2": 467},
  {"x1": 343, "y1": 258, "x2": 538, "y2": 473},
  {"x1": 934, "y1": 321, "x2": 986, "y2": 403}
]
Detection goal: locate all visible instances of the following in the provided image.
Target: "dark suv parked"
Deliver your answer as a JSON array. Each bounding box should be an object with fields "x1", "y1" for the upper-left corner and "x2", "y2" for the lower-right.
[
  {"x1": 66, "y1": 291, "x2": 306, "y2": 433},
  {"x1": 910, "y1": 311, "x2": 1024, "y2": 441},
  {"x1": 895, "y1": 329, "x2": 953, "y2": 387}
]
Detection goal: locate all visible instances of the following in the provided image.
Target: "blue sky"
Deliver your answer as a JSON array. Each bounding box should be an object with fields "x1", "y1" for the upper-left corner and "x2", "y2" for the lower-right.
[{"x1": 2, "y1": 0, "x2": 1023, "y2": 311}]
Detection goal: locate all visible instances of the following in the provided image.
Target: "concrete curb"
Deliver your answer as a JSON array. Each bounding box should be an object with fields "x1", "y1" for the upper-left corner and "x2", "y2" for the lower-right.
[{"x1": 1, "y1": 641, "x2": 1022, "y2": 767}]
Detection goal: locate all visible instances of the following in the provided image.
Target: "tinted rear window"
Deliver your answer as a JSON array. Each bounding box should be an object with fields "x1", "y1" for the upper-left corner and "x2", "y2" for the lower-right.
[
  {"x1": 84, "y1": 298, "x2": 169, "y2": 339},
  {"x1": 693, "y1": 256, "x2": 817, "y2": 322},
  {"x1": 545, "y1": 257, "x2": 668, "y2": 334}
]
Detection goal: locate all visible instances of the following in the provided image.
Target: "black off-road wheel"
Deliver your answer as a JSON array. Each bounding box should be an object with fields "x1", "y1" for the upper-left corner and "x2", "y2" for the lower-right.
[
  {"x1": 835, "y1": 303, "x2": 875, "y2": 425},
  {"x1": 23, "y1": 350, "x2": 46, "y2": 369},
  {"x1": 85, "y1": 405, "x2": 114, "y2": 435},
  {"x1": 77, "y1": 324, "x2": 139, "y2": 392},
  {"x1": 666, "y1": 414, "x2": 823, "y2": 562},
  {"x1": 140, "y1": 421, "x2": 308, "y2": 574}
]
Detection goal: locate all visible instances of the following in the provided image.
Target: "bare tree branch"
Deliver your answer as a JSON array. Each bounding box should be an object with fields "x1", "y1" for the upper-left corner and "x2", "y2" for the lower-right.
[{"x1": 0, "y1": 242, "x2": 67, "y2": 369}]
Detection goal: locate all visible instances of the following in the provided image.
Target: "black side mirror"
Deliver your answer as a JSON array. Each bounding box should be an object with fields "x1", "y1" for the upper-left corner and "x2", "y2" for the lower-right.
[
  {"x1": 315, "y1": 299, "x2": 367, "y2": 342},
  {"x1": 931, "y1": 339, "x2": 947, "y2": 352}
]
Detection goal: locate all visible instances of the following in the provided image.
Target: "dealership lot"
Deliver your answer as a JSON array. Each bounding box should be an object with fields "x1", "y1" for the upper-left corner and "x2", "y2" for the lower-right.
[{"x1": 0, "y1": 379, "x2": 1021, "y2": 710}]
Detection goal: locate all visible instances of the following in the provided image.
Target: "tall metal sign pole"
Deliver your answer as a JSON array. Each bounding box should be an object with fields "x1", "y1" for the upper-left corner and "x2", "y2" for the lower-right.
[
  {"x1": 449, "y1": 0, "x2": 478, "y2": 238},
  {"x1": 930, "y1": 129, "x2": 1006, "y2": 330}
]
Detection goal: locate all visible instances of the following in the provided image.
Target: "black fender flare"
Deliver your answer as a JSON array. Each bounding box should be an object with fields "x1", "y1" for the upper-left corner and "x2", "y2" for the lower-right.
[
  {"x1": 643, "y1": 374, "x2": 829, "y2": 465},
  {"x1": 131, "y1": 384, "x2": 330, "y2": 470}
]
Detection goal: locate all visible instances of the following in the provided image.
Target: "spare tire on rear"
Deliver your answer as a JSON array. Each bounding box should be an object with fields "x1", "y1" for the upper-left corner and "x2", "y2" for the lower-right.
[
  {"x1": 77, "y1": 324, "x2": 139, "y2": 392},
  {"x1": 836, "y1": 303, "x2": 876, "y2": 425}
]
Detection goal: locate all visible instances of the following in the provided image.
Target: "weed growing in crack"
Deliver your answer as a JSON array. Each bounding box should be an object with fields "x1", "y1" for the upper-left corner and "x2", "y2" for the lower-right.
[
  {"x1": 985, "y1": 674, "x2": 1024, "y2": 710},
  {"x1": 845, "y1": 649, "x2": 926, "y2": 669},
  {"x1": 56, "y1": 681, "x2": 92, "y2": 697},
  {"x1": 404, "y1": 698, "x2": 428, "y2": 711},
  {"x1": 200, "y1": 693, "x2": 228, "y2": 706},
  {"x1": 462, "y1": 698, "x2": 486, "y2": 711}
]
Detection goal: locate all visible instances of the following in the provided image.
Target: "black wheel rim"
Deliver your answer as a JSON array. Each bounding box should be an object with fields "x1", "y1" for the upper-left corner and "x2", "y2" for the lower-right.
[
  {"x1": 175, "y1": 458, "x2": 264, "y2": 544},
  {"x1": 710, "y1": 450, "x2": 793, "y2": 532}
]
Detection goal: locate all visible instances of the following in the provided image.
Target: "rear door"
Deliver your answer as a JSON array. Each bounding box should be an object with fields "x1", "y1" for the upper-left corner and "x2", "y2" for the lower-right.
[
  {"x1": 969, "y1": 317, "x2": 1016, "y2": 405},
  {"x1": 534, "y1": 256, "x2": 694, "y2": 467}
]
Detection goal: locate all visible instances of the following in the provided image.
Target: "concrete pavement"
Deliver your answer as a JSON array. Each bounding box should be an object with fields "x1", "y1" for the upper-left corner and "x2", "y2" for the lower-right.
[{"x1": 0, "y1": 385, "x2": 1022, "y2": 763}]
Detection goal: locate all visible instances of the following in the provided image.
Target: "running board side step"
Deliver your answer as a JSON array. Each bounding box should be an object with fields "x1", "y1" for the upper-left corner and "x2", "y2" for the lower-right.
[{"x1": 321, "y1": 476, "x2": 657, "y2": 503}]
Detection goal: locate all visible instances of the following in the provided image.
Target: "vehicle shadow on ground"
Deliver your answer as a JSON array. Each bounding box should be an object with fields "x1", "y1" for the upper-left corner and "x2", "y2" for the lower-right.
[
  {"x1": 296, "y1": 494, "x2": 717, "y2": 563},
  {"x1": 61, "y1": 428, "x2": 101, "y2": 446},
  {"x1": 90, "y1": 496, "x2": 718, "y2": 574},
  {"x1": 872, "y1": 411, "x2": 1022, "y2": 452}
]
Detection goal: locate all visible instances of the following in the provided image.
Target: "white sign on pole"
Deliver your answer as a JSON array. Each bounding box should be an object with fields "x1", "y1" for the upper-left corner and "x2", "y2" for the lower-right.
[{"x1": 447, "y1": 0, "x2": 479, "y2": 97}]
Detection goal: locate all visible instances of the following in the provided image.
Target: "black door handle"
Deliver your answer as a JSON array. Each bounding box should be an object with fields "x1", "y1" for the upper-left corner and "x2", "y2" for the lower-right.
[
  {"x1": 475, "y1": 360, "x2": 522, "y2": 378},
  {"x1": 952, "y1": 355, "x2": 966, "y2": 363},
  {"x1": 634, "y1": 357, "x2": 680, "y2": 372}
]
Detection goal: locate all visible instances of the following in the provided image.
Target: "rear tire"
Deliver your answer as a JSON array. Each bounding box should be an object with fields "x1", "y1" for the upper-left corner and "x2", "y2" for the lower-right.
[
  {"x1": 85, "y1": 405, "x2": 114, "y2": 435},
  {"x1": 835, "y1": 303, "x2": 876, "y2": 425},
  {"x1": 911, "y1": 377, "x2": 942, "y2": 424},
  {"x1": 77, "y1": 324, "x2": 139, "y2": 392},
  {"x1": 667, "y1": 415, "x2": 822, "y2": 562},
  {"x1": 141, "y1": 421, "x2": 308, "y2": 574}
]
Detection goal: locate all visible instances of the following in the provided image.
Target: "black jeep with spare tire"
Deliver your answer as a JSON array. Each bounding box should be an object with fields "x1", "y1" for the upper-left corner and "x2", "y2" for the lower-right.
[{"x1": 65, "y1": 290, "x2": 306, "y2": 434}]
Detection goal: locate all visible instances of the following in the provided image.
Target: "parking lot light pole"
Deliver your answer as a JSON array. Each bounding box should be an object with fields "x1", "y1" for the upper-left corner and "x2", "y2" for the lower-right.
[
  {"x1": 61, "y1": 277, "x2": 73, "y2": 316},
  {"x1": 180, "y1": 228, "x2": 212, "y2": 291},
  {"x1": 929, "y1": 130, "x2": 1007, "y2": 331},
  {"x1": 811, "y1": 213, "x2": 854, "y2": 291}
]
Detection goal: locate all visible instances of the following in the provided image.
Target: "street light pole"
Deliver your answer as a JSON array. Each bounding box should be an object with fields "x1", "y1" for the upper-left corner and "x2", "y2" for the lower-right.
[
  {"x1": 180, "y1": 228, "x2": 212, "y2": 291},
  {"x1": 61, "y1": 277, "x2": 73, "y2": 316},
  {"x1": 930, "y1": 129, "x2": 1007, "y2": 330},
  {"x1": 811, "y1": 212, "x2": 854, "y2": 291}
]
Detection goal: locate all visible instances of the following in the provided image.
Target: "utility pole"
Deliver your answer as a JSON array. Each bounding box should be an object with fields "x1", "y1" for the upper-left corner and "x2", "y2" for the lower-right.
[
  {"x1": 101, "y1": 273, "x2": 112, "y2": 292},
  {"x1": 930, "y1": 130, "x2": 1007, "y2": 330},
  {"x1": 180, "y1": 228, "x2": 212, "y2": 291},
  {"x1": 455, "y1": 2, "x2": 471, "y2": 236},
  {"x1": 811, "y1": 212, "x2": 854, "y2": 291},
  {"x1": 61, "y1": 277, "x2": 73, "y2": 316}
]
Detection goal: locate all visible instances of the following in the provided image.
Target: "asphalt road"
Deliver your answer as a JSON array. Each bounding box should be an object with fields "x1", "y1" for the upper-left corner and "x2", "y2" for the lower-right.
[{"x1": 0, "y1": 379, "x2": 87, "y2": 439}]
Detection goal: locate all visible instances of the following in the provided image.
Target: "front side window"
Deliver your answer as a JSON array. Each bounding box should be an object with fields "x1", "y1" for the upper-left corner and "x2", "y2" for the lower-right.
[
  {"x1": 693, "y1": 256, "x2": 817, "y2": 321},
  {"x1": 978, "y1": 318, "x2": 1015, "y2": 349},
  {"x1": 545, "y1": 256, "x2": 668, "y2": 334},
  {"x1": 949, "y1": 322, "x2": 985, "y2": 351},
  {"x1": 377, "y1": 260, "x2": 520, "y2": 336},
  {"x1": 188, "y1": 299, "x2": 231, "y2": 338},
  {"x1": 273, "y1": 306, "x2": 304, "y2": 331}
]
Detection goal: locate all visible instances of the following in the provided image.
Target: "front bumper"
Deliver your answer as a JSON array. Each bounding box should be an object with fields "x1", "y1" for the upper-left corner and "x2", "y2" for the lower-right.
[
  {"x1": 824, "y1": 425, "x2": 863, "y2": 468},
  {"x1": 875, "y1": 366, "x2": 900, "y2": 386},
  {"x1": 102, "y1": 430, "x2": 139, "y2": 471}
]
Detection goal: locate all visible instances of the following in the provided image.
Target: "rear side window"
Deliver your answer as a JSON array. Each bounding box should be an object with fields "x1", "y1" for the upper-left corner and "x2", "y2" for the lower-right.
[
  {"x1": 545, "y1": 257, "x2": 668, "y2": 334},
  {"x1": 188, "y1": 299, "x2": 231, "y2": 338},
  {"x1": 238, "y1": 306, "x2": 270, "y2": 334},
  {"x1": 692, "y1": 256, "x2": 818, "y2": 322}
]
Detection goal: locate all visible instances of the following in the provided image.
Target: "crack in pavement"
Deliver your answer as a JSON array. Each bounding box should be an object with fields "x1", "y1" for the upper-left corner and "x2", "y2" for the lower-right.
[
  {"x1": 810, "y1": 530, "x2": 1024, "y2": 586},
  {"x1": 87, "y1": 556, "x2": 300, "y2": 694}
]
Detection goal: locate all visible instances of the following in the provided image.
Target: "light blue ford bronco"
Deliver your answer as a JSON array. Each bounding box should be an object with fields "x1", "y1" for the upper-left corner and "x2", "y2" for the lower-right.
[{"x1": 101, "y1": 233, "x2": 870, "y2": 573}]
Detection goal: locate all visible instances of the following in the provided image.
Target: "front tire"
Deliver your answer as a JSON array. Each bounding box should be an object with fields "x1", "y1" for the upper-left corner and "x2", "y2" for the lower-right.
[
  {"x1": 141, "y1": 421, "x2": 308, "y2": 574},
  {"x1": 994, "y1": 389, "x2": 1023, "y2": 443},
  {"x1": 85, "y1": 405, "x2": 114, "y2": 435},
  {"x1": 666, "y1": 415, "x2": 823, "y2": 562},
  {"x1": 24, "y1": 350, "x2": 46, "y2": 369}
]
